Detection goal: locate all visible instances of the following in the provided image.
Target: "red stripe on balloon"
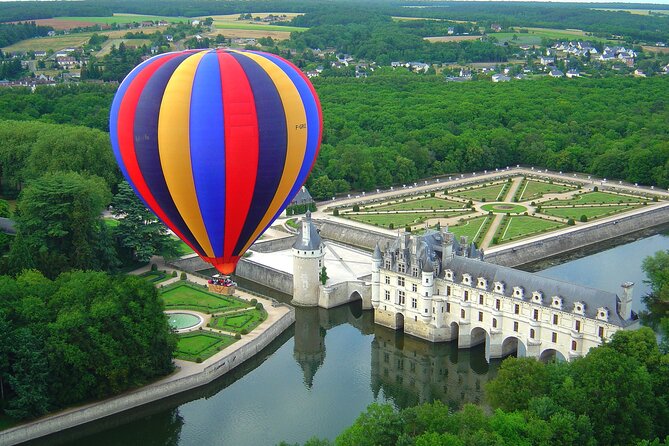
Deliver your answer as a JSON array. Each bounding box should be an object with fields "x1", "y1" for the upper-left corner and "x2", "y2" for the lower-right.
[
  {"x1": 217, "y1": 51, "x2": 259, "y2": 263},
  {"x1": 117, "y1": 52, "x2": 202, "y2": 255}
]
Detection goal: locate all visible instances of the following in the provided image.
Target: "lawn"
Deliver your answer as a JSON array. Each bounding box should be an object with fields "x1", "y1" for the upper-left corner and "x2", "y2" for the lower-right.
[
  {"x1": 452, "y1": 183, "x2": 507, "y2": 202},
  {"x1": 481, "y1": 203, "x2": 527, "y2": 214},
  {"x1": 374, "y1": 197, "x2": 464, "y2": 211},
  {"x1": 214, "y1": 23, "x2": 307, "y2": 32},
  {"x1": 173, "y1": 237, "x2": 194, "y2": 256},
  {"x1": 495, "y1": 27, "x2": 614, "y2": 45},
  {"x1": 540, "y1": 205, "x2": 638, "y2": 220},
  {"x1": 546, "y1": 191, "x2": 645, "y2": 206},
  {"x1": 346, "y1": 210, "x2": 471, "y2": 228},
  {"x1": 519, "y1": 180, "x2": 575, "y2": 201},
  {"x1": 498, "y1": 216, "x2": 565, "y2": 242},
  {"x1": 56, "y1": 14, "x2": 189, "y2": 25},
  {"x1": 160, "y1": 282, "x2": 249, "y2": 313},
  {"x1": 139, "y1": 270, "x2": 173, "y2": 284},
  {"x1": 449, "y1": 216, "x2": 490, "y2": 243},
  {"x1": 209, "y1": 308, "x2": 266, "y2": 333},
  {"x1": 174, "y1": 332, "x2": 237, "y2": 362},
  {"x1": 103, "y1": 218, "x2": 119, "y2": 228}
]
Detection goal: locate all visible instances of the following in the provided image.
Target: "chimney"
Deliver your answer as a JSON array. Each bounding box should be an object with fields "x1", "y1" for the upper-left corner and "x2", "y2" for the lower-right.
[{"x1": 619, "y1": 282, "x2": 634, "y2": 320}]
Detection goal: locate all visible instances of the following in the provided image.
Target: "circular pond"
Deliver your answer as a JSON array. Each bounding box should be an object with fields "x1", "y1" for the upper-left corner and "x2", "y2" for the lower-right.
[
  {"x1": 167, "y1": 312, "x2": 203, "y2": 331},
  {"x1": 481, "y1": 203, "x2": 527, "y2": 214}
]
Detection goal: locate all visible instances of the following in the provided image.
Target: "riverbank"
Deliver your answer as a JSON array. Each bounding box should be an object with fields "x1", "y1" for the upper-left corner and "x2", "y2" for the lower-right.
[{"x1": 0, "y1": 267, "x2": 295, "y2": 446}]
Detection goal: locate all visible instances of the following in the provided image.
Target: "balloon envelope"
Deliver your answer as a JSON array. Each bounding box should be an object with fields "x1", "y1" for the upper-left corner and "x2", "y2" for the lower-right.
[{"x1": 109, "y1": 49, "x2": 322, "y2": 274}]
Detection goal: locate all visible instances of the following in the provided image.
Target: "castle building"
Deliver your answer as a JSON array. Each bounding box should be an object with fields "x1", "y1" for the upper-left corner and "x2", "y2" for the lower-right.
[
  {"x1": 371, "y1": 228, "x2": 638, "y2": 361},
  {"x1": 292, "y1": 211, "x2": 325, "y2": 306}
]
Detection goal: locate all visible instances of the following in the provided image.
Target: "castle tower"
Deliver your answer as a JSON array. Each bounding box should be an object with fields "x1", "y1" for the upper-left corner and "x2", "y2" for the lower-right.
[
  {"x1": 619, "y1": 282, "x2": 634, "y2": 320},
  {"x1": 292, "y1": 211, "x2": 324, "y2": 306},
  {"x1": 371, "y1": 244, "x2": 382, "y2": 309},
  {"x1": 419, "y1": 260, "x2": 434, "y2": 322}
]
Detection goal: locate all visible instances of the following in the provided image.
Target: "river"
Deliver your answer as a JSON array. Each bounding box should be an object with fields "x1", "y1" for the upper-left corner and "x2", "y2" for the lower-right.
[{"x1": 29, "y1": 226, "x2": 669, "y2": 446}]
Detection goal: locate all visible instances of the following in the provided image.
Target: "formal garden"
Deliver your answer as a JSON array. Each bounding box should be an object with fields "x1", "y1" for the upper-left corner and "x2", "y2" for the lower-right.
[
  {"x1": 174, "y1": 332, "x2": 238, "y2": 362},
  {"x1": 333, "y1": 175, "x2": 663, "y2": 248}
]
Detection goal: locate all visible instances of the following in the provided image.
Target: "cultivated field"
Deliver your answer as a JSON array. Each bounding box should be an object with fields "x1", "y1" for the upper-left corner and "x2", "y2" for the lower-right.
[
  {"x1": 2, "y1": 27, "x2": 165, "y2": 51},
  {"x1": 424, "y1": 35, "x2": 482, "y2": 43}
]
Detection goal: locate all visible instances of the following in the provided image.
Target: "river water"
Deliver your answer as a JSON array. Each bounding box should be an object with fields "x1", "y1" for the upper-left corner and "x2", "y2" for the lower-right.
[{"x1": 30, "y1": 226, "x2": 669, "y2": 446}]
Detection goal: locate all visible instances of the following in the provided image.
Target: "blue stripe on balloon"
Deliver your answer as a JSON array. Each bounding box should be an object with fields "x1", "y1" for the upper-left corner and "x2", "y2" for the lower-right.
[
  {"x1": 229, "y1": 52, "x2": 288, "y2": 256},
  {"x1": 189, "y1": 51, "x2": 226, "y2": 258},
  {"x1": 133, "y1": 52, "x2": 207, "y2": 255},
  {"x1": 110, "y1": 53, "x2": 171, "y2": 190},
  {"x1": 252, "y1": 51, "x2": 319, "y2": 212}
]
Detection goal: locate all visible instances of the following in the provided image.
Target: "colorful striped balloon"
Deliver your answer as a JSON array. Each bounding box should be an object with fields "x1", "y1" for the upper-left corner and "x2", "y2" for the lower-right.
[{"x1": 109, "y1": 49, "x2": 322, "y2": 274}]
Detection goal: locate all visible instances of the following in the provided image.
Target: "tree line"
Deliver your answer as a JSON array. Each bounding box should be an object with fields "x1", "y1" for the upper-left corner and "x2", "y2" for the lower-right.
[
  {"x1": 0, "y1": 22, "x2": 52, "y2": 49},
  {"x1": 281, "y1": 326, "x2": 669, "y2": 446}
]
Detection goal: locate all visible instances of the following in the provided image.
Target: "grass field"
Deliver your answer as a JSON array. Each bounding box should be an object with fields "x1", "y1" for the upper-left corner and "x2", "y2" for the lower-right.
[
  {"x1": 173, "y1": 237, "x2": 194, "y2": 257},
  {"x1": 56, "y1": 14, "x2": 189, "y2": 25},
  {"x1": 374, "y1": 197, "x2": 464, "y2": 211},
  {"x1": 452, "y1": 183, "x2": 507, "y2": 202},
  {"x1": 97, "y1": 38, "x2": 151, "y2": 56},
  {"x1": 214, "y1": 22, "x2": 306, "y2": 32},
  {"x1": 2, "y1": 27, "x2": 163, "y2": 51},
  {"x1": 449, "y1": 216, "x2": 489, "y2": 242},
  {"x1": 424, "y1": 35, "x2": 482, "y2": 42},
  {"x1": 346, "y1": 210, "x2": 471, "y2": 228},
  {"x1": 174, "y1": 332, "x2": 237, "y2": 362},
  {"x1": 161, "y1": 282, "x2": 249, "y2": 313},
  {"x1": 209, "y1": 308, "x2": 266, "y2": 333},
  {"x1": 591, "y1": 8, "x2": 669, "y2": 15},
  {"x1": 103, "y1": 218, "x2": 119, "y2": 228},
  {"x1": 540, "y1": 205, "x2": 638, "y2": 220},
  {"x1": 546, "y1": 191, "x2": 645, "y2": 206},
  {"x1": 494, "y1": 27, "x2": 614, "y2": 45},
  {"x1": 498, "y1": 216, "x2": 564, "y2": 242},
  {"x1": 481, "y1": 203, "x2": 527, "y2": 214},
  {"x1": 519, "y1": 180, "x2": 575, "y2": 201},
  {"x1": 140, "y1": 270, "x2": 173, "y2": 284}
]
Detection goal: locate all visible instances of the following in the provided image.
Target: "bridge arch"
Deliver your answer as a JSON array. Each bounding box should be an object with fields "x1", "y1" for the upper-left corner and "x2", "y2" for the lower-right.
[
  {"x1": 349, "y1": 291, "x2": 363, "y2": 318},
  {"x1": 395, "y1": 312, "x2": 405, "y2": 331},
  {"x1": 501, "y1": 336, "x2": 527, "y2": 358},
  {"x1": 449, "y1": 321, "x2": 459, "y2": 341},
  {"x1": 470, "y1": 326, "x2": 492, "y2": 366},
  {"x1": 539, "y1": 348, "x2": 567, "y2": 363}
]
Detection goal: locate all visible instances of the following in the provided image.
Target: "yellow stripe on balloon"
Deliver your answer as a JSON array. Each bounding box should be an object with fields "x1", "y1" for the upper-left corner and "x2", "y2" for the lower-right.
[
  {"x1": 234, "y1": 51, "x2": 308, "y2": 253},
  {"x1": 158, "y1": 51, "x2": 214, "y2": 257}
]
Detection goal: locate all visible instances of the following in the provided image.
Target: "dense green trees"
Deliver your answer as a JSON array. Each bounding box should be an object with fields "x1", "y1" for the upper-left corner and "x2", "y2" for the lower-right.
[
  {"x1": 641, "y1": 250, "x2": 669, "y2": 329},
  {"x1": 0, "y1": 271, "x2": 176, "y2": 420},
  {"x1": 0, "y1": 22, "x2": 52, "y2": 48}
]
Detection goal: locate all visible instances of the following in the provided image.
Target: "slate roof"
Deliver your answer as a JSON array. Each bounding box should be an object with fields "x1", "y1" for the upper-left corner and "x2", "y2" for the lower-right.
[
  {"x1": 293, "y1": 211, "x2": 322, "y2": 251},
  {"x1": 444, "y1": 255, "x2": 626, "y2": 326},
  {"x1": 290, "y1": 186, "x2": 314, "y2": 205}
]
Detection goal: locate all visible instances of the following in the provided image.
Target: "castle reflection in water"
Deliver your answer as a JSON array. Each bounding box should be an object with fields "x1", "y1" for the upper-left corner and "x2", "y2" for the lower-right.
[{"x1": 292, "y1": 301, "x2": 499, "y2": 409}]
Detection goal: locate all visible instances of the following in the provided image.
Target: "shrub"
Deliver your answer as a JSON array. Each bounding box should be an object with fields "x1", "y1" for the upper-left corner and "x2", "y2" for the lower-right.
[
  {"x1": 524, "y1": 212, "x2": 528, "y2": 216},
  {"x1": 593, "y1": 186, "x2": 599, "y2": 192},
  {"x1": 580, "y1": 215, "x2": 588, "y2": 222},
  {"x1": 250, "y1": 298, "x2": 258, "y2": 305},
  {"x1": 333, "y1": 208, "x2": 339, "y2": 216},
  {"x1": 151, "y1": 263, "x2": 157, "y2": 271},
  {"x1": 567, "y1": 218, "x2": 575, "y2": 226},
  {"x1": 405, "y1": 226, "x2": 412, "y2": 233},
  {"x1": 180, "y1": 272, "x2": 187, "y2": 281},
  {"x1": 352, "y1": 204, "x2": 360, "y2": 212},
  {"x1": 492, "y1": 237, "x2": 499, "y2": 244},
  {"x1": 653, "y1": 196, "x2": 658, "y2": 202},
  {"x1": 430, "y1": 192, "x2": 435, "y2": 197},
  {"x1": 389, "y1": 223, "x2": 394, "y2": 229},
  {"x1": 531, "y1": 201, "x2": 536, "y2": 206},
  {"x1": 481, "y1": 197, "x2": 486, "y2": 202},
  {"x1": 241, "y1": 328, "x2": 249, "y2": 335},
  {"x1": 235, "y1": 332, "x2": 241, "y2": 339},
  {"x1": 256, "y1": 302, "x2": 264, "y2": 311},
  {"x1": 171, "y1": 270, "x2": 177, "y2": 277},
  {"x1": 196, "y1": 357, "x2": 203, "y2": 363}
]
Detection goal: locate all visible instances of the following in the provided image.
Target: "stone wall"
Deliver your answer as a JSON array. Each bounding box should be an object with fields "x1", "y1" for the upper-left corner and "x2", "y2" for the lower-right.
[
  {"x1": 250, "y1": 235, "x2": 297, "y2": 253},
  {"x1": 1, "y1": 309, "x2": 295, "y2": 446},
  {"x1": 484, "y1": 204, "x2": 669, "y2": 267},
  {"x1": 315, "y1": 219, "x2": 395, "y2": 252},
  {"x1": 235, "y1": 259, "x2": 294, "y2": 296}
]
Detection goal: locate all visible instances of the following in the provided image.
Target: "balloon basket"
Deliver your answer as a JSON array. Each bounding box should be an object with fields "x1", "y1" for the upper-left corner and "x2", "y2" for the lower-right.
[{"x1": 208, "y1": 274, "x2": 237, "y2": 295}]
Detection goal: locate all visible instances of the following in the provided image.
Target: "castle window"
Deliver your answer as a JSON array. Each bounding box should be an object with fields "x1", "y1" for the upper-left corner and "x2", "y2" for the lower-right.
[
  {"x1": 553, "y1": 314, "x2": 559, "y2": 325},
  {"x1": 385, "y1": 276, "x2": 390, "y2": 284},
  {"x1": 477, "y1": 278, "x2": 487, "y2": 289},
  {"x1": 575, "y1": 320, "x2": 581, "y2": 332},
  {"x1": 495, "y1": 299, "x2": 501, "y2": 310},
  {"x1": 461, "y1": 309, "x2": 465, "y2": 319},
  {"x1": 464, "y1": 291, "x2": 469, "y2": 301},
  {"x1": 446, "y1": 303, "x2": 450, "y2": 313},
  {"x1": 415, "y1": 316, "x2": 417, "y2": 322},
  {"x1": 532, "y1": 292, "x2": 543, "y2": 304},
  {"x1": 572, "y1": 341, "x2": 577, "y2": 351},
  {"x1": 596, "y1": 308, "x2": 609, "y2": 321},
  {"x1": 514, "y1": 304, "x2": 520, "y2": 314},
  {"x1": 411, "y1": 298, "x2": 417, "y2": 309},
  {"x1": 598, "y1": 326, "x2": 605, "y2": 338},
  {"x1": 445, "y1": 270, "x2": 453, "y2": 281},
  {"x1": 494, "y1": 282, "x2": 505, "y2": 294},
  {"x1": 385, "y1": 290, "x2": 390, "y2": 301},
  {"x1": 384, "y1": 260, "x2": 391, "y2": 269},
  {"x1": 492, "y1": 318, "x2": 497, "y2": 328},
  {"x1": 479, "y1": 294, "x2": 484, "y2": 304},
  {"x1": 552, "y1": 332, "x2": 557, "y2": 343},
  {"x1": 446, "y1": 286, "x2": 451, "y2": 296},
  {"x1": 398, "y1": 263, "x2": 406, "y2": 274},
  {"x1": 530, "y1": 329, "x2": 535, "y2": 339},
  {"x1": 533, "y1": 309, "x2": 539, "y2": 321},
  {"x1": 573, "y1": 302, "x2": 585, "y2": 315},
  {"x1": 551, "y1": 296, "x2": 563, "y2": 309},
  {"x1": 513, "y1": 287, "x2": 524, "y2": 299},
  {"x1": 478, "y1": 311, "x2": 483, "y2": 322},
  {"x1": 425, "y1": 277, "x2": 429, "y2": 285},
  {"x1": 412, "y1": 267, "x2": 419, "y2": 277},
  {"x1": 319, "y1": 260, "x2": 322, "y2": 268},
  {"x1": 462, "y1": 274, "x2": 472, "y2": 285},
  {"x1": 398, "y1": 277, "x2": 405, "y2": 287},
  {"x1": 398, "y1": 290, "x2": 406, "y2": 305},
  {"x1": 513, "y1": 321, "x2": 519, "y2": 332},
  {"x1": 412, "y1": 283, "x2": 417, "y2": 292}
]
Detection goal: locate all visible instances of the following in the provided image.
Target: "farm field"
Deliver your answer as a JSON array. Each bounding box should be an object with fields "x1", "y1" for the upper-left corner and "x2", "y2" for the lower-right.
[
  {"x1": 449, "y1": 216, "x2": 489, "y2": 242},
  {"x1": 495, "y1": 27, "x2": 614, "y2": 45},
  {"x1": 97, "y1": 38, "x2": 151, "y2": 56},
  {"x1": 56, "y1": 14, "x2": 189, "y2": 25},
  {"x1": 424, "y1": 35, "x2": 482, "y2": 42},
  {"x1": 546, "y1": 191, "x2": 645, "y2": 206},
  {"x1": 540, "y1": 205, "x2": 639, "y2": 220},
  {"x1": 498, "y1": 216, "x2": 565, "y2": 243},
  {"x1": 591, "y1": 8, "x2": 669, "y2": 15},
  {"x1": 213, "y1": 22, "x2": 306, "y2": 33},
  {"x1": 452, "y1": 183, "x2": 507, "y2": 202},
  {"x1": 174, "y1": 332, "x2": 237, "y2": 362},
  {"x1": 2, "y1": 27, "x2": 165, "y2": 51},
  {"x1": 161, "y1": 283, "x2": 249, "y2": 313},
  {"x1": 373, "y1": 197, "x2": 464, "y2": 211},
  {"x1": 519, "y1": 180, "x2": 575, "y2": 201}
]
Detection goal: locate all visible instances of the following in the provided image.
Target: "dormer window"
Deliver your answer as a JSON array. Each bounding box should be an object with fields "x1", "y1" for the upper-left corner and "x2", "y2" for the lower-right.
[
  {"x1": 494, "y1": 282, "x2": 505, "y2": 294},
  {"x1": 551, "y1": 296, "x2": 562, "y2": 310},
  {"x1": 445, "y1": 269, "x2": 453, "y2": 281},
  {"x1": 573, "y1": 302, "x2": 585, "y2": 315},
  {"x1": 477, "y1": 278, "x2": 487, "y2": 290},
  {"x1": 412, "y1": 267, "x2": 419, "y2": 277},
  {"x1": 384, "y1": 260, "x2": 391, "y2": 269},
  {"x1": 513, "y1": 286, "x2": 524, "y2": 299},
  {"x1": 532, "y1": 292, "x2": 543, "y2": 304},
  {"x1": 462, "y1": 274, "x2": 472, "y2": 286},
  {"x1": 596, "y1": 307, "x2": 609, "y2": 322}
]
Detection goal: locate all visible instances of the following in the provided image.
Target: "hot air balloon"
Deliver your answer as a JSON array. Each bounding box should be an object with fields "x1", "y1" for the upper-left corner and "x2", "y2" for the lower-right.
[{"x1": 109, "y1": 48, "x2": 322, "y2": 274}]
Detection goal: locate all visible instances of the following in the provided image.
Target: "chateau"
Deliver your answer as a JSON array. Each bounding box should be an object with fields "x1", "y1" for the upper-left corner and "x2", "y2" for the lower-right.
[{"x1": 371, "y1": 228, "x2": 639, "y2": 361}]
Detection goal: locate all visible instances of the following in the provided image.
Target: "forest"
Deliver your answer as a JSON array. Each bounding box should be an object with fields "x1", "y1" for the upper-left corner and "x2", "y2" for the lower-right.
[{"x1": 0, "y1": 22, "x2": 52, "y2": 49}]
